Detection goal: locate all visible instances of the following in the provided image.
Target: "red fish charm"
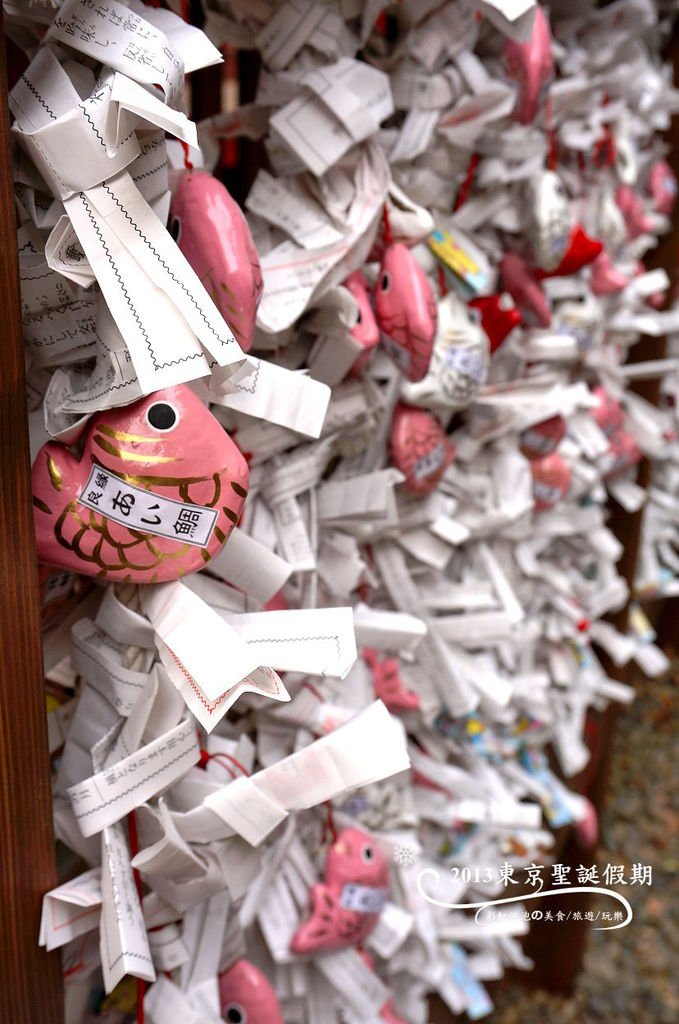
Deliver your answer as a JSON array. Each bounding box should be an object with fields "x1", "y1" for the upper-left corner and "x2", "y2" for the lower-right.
[
  {"x1": 468, "y1": 293, "x2": 521, "y2": 354},
  {"x1": 534, "y1": 224, "x2": 603, "y2": 280},
  {"x1": 531, "y1": 452, "x2": 571, "y2": 510},
  {"x1": 290, "y1": 827, "x2": 389, "y2": 955},
  {"x1": 604, "y1": 430, "x2": 641, "y2": 480},
  {"x1": 32, "y1": 386, "x2": 249, "y2": 583},
  {"x1": 520, "y1": 415, "x2": 566, "y2": 459},
  {"x1": 374, "y1": 243, "x2": 437, "y2": 382},
  {"x1": 218, "y1": 959, "x2": 284, "y2": 1024},
  {"x1": 169, "y1": 171, "x2": 263, "y2": 352},
  {"x1": 390, "y1": 403, "x2": 455, "y2": 494},
  {"x1": 526, "y1": 171, "x2": 602, "y2": 278}
]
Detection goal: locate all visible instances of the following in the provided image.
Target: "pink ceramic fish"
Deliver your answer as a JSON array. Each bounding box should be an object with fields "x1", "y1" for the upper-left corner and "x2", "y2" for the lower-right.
[
  {"x1": 615, "y1": 184, "x2": 655, "y2": 239},
  {"x1": 591, "y1": 386, "x2": 624, "y2": 437},
  {"x1": 468, "y1": 293, "x2": 521, "y2": 354},
  {"x1": 647, "y1": 159, "x2": 677, "y2": 216},
  {"x1": 32, "y1": 386, "x2": 248, "y2": 583},
  {"x1": 500, "y1": 252, "x2": 551, "y2": 327},
  {"x1": 604, "y1": 430, "x2": 641, "y2": 479},
  {"x1": 169, "y1": 171, "x2": 263, "y2": 352},
  {"x1": 344, "y1": 270, "x2": 380, "y2": 375},
  {"x1": 218, "y1": 959, "x2": 284, "y2": 1024},
  {"x1": 374, "y1": 243, "x2": 437, "y2": 382},
  {"x1": 363, "y1": 648, "x2": 420, "y2": 713},
  {"x1": 519, "y1": 415, "x2": 566, "y2": 459},
  {"x1": 530, "y1": 452, "x2": 571, "y2": 510},
  {"x1": 390, "y1": 403, "x2": 455, "y2": 494},
  {"x1": 589, "y1": 250, "x2": 630, "y2": 295},
  {"x1": 504, "y1": 5, "x2": 554, "y2": 124},
  {"x1": 290, "y1": 827, "x2": 389, "y2": 955}
]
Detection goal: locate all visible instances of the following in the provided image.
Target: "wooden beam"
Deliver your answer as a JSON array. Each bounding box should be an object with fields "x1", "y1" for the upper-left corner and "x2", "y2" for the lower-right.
[{"x1": 0, "y1": 18, "x2": 64, "y2": 1023}]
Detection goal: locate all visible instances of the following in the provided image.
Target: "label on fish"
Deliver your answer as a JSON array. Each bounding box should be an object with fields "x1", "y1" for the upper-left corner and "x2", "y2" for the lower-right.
[
  {"x1": 533, "y1": 481, "x2": 564, "y2": 506},
  {"x1": 442, "y1": 345, "x2": 485, "y2": 383},
  {"x1": 521, "y1": 428, "x2": 555, "y2": 455},
  {"x1": 339, "y1": 883, "x2": 388, "y2": 914},
  {"x1": 77, "y1": 466, "x2": 218, "y2": 547},
  {"x1": 414, "y1": 442, "x2": 446, "y2": 481}
]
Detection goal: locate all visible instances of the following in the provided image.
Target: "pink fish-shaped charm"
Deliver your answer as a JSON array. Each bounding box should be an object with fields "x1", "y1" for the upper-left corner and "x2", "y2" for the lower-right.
[
  {"x1": 290, "y1": 827, "x2": 389, "y2": 955},
  {"x1": 363, "y1": 648, "x2": 420, "y2": 713},
  {"x1": 604, "y1": 430, "x2": 641, "y2": 479},
  {"x1": 589, "y1": 250, "x2": 630, "y2": 295},
  {"x1": 647, "y1": 159, "x2": 677, "y2": 216},
  {"x1": 374, "y1": 243, "x2": 437, "y2": 382},
  {"x1": 591, "y1": 386, "x2": 624, "y2": 437},
  {"x1": 218, "y1": 959, "x2": 284, "y2": 1024},
  {"x1": 504, "y1": 4, "x2": 553, "y2": 124},
  {"x1": 169, "y1": 171, "x2": 263, "y2": 352},
  {"x1": 344, "y1": 270, "x2": 380, "y2": 375},
  {"x1": 390, "y1": 403, "x2": 455, "y2": 494},
  {"x1": 468, "y1": 293, "x2": 521, "y2": 354},
  {"x1": 531, "y1": 452, "x2": 571, "y2": 510},
  {"x1": 32, "y1": 386, "x2": 248, "y2": 583},
  {"x1": 520, "y1": 415, "x2": 566, "y2": 459},
  {"x1": 615, "y1": 184, "x2": 655, "y2": 240},
  {"x1": 500, "y1": 252, "x2": 551, "y2": 327}
]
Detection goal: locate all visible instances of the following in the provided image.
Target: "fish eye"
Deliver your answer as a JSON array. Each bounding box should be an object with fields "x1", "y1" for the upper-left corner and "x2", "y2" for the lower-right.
[
  {"x1": 169, "y1": 216, "x2": 181, "y2": 243},
  {"x1": 380, "y1": 271, "x2": 391, "y2": 292},
  {"x1": 468, "y1": 307, "x2": 481, "y2": 325},
  {"x1": 146, "y1": 401, "x2": 179, "y2": 432},
  {"x1": 223, "y1": 1005, "x2": 246, "y2": 1024},
  {"x1": 361, "y1": 844, "x2": 375, "y2": 862}
]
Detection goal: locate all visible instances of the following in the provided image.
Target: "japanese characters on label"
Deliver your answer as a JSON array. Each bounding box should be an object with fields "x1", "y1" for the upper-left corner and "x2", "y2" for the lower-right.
[{"x1": 77, "y1": 465, "x2": 218, "y2": 547}]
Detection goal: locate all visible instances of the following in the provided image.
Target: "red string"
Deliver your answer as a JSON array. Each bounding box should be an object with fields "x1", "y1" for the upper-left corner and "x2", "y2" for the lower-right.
[
  {"x1": 437, "y1": 264, "x2": 448, "y2": 298},
  {"x1": 453, "y1": 151, "x2": 479, "y2": 212},
  {"x1": 179, "y1": 139, "x2": 193, "y2": 170},
  {"x1": 544, "y1": 97, "x2": 558, "y2": 171},
  {"x1": 321, "y1": 801, "x2": 338, "y2": 846},
  {"x1": 127, "y1": 810, "x2": 145, "y2": 1024},
  {"x1": 381, "y1": 204, "x2": 393, "y2": 247},
  {"x1": 200, "y1": 749, "x2": 250, "y2": 778},
  {"x1": 302, "y1": 680, "x2": 324, "y2": 703}
]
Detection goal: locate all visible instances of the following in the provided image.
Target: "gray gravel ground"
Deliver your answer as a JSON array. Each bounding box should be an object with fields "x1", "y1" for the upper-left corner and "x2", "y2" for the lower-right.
[{"x1": 486, "y1": 661, "x2": 679, "y2": 1024}]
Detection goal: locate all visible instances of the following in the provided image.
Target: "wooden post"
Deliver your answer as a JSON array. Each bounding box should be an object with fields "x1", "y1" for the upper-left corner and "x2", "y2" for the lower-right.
[{"x1": 0, "y1": 16, "x2": 64, "y2": 1023}]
